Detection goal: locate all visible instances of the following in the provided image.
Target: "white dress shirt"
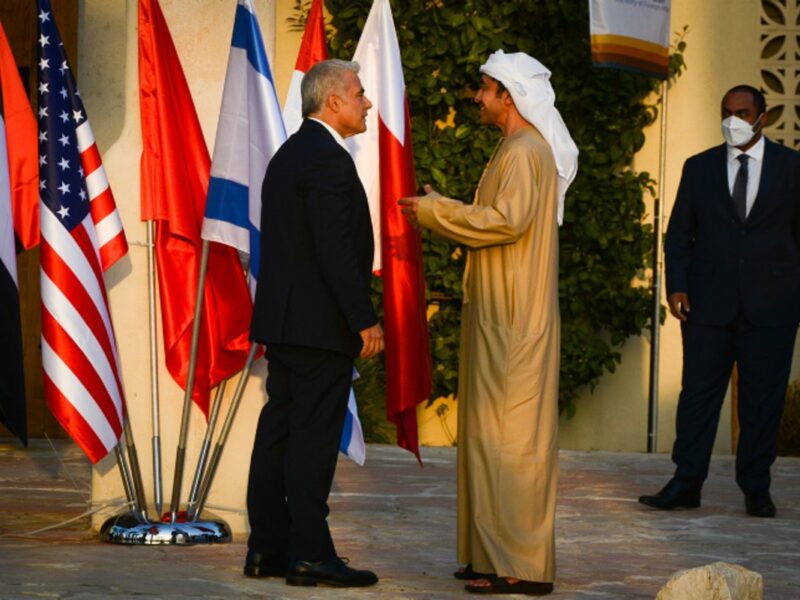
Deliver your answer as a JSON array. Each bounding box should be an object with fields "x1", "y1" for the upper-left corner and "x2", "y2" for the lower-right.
[{"x1": 727, "y1": 136, "x2": 765, "y2": 218}]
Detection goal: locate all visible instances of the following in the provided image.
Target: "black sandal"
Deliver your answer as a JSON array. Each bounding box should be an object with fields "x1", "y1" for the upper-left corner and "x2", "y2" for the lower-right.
[
  {"x1": 465, "y1": 575, "x2": 554, "y2": 596},
  {"x1": 453, "y1": 564, "x2": 494, "y2": 581}
]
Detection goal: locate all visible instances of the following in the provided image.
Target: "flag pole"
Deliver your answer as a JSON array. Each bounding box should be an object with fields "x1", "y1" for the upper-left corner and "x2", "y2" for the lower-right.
[
  {"x1": 186, "y1": 379, "x2": 226, "y2": 514},
  {"x1": 146, "y1": 220, "x2": 164, "y2": 516},
  {"x1": 114, "y1": 443, "x2": 136, "y2": 512},
  {"x1": 114, "y1": 434, "x2": 150, "y2": 524},
  {"x1": 189, "y1": 342, "x2": 258, "y2": 521},
  {"x1": 122, "y1": 418, "x2": 149, "y2": 520},
  {"x1": 647, "y1": 79, "x2": 669, "y2": 453},
  {"x1": 101, "y1": 236, "x2": 231, "y2": 542},
  {"x1": 167, "y1": 239, "x2": 211, "y2": 523}
]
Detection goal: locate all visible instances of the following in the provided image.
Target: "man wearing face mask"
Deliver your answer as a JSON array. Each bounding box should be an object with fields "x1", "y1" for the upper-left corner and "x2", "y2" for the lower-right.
[{"x1": 639, "y1": 84, "x2": 800, "y2": 518}]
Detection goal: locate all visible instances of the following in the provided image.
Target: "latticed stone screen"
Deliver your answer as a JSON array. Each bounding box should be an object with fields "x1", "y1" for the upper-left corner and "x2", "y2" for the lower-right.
[{"x1": 761, "y1": 0, "x2": 800, "y2": 148}]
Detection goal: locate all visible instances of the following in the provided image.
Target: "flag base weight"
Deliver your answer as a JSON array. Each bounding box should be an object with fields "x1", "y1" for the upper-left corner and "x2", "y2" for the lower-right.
[{"x1": 99, "y1": 511, "x2": 231, "y2": 545}]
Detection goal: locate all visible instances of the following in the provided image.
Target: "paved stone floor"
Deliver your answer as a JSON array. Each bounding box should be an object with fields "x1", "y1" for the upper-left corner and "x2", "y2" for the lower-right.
[{"x1": 0, "y1": 440, "x2": 798, "y2": 599}]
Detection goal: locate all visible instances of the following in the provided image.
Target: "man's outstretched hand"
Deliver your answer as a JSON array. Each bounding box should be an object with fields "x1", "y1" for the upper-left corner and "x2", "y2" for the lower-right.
[{"x1": 399, "y1": 184, "x2": 435, "y2": 227}]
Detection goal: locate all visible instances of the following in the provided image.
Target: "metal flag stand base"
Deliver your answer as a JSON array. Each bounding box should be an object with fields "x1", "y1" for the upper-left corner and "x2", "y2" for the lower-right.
[{"x1": 99, "y1": 511, "x2": 231, "y2": 545}]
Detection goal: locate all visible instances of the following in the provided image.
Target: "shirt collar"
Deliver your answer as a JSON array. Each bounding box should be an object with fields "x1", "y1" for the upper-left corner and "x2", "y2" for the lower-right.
[
  {"x1": 309, "y1": 117, "x2": 347, "y2": 150},
  {"x1": 728, "y1": 135, "x2": 765, "y2": 162}
]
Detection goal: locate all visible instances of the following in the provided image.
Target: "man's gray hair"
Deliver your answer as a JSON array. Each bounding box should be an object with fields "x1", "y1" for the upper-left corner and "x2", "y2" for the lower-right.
[{"x1": 301, "y1": 59, "x2": 360, "y2": 118}]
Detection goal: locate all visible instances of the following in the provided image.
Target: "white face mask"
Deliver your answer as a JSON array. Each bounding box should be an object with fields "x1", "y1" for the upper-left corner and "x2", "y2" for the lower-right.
[{"x1": 721, "y1": 114, "x2": 762, "y2": 147}]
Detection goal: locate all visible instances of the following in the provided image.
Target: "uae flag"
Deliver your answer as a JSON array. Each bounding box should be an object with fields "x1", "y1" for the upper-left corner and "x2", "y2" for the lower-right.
[
  {"x1": 0, "y1": 21, "x2": 38, "y2": 445},
  {"x1": 347, "y1": 0, "x2": 431, "y2": 461}
]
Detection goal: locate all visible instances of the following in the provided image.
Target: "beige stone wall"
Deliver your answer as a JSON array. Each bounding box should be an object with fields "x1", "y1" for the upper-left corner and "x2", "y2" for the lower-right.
[{"x1": 80, "y1": 0, "x2": 283, "y2": 533}]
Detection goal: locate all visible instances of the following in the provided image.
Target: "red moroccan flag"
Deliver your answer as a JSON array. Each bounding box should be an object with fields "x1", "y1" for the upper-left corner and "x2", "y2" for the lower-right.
[{"x1": 138, "y1": 0, "x2": 253, "y2": 414}]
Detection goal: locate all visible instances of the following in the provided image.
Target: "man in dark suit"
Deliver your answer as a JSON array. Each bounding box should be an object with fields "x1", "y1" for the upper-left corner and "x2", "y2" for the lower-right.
[
  {"x1": 639, "y1": 85, "x2": 800, "y2": 518},
  {"x1": 245, "y1": 59, "x2": 383, "y2": 587}
]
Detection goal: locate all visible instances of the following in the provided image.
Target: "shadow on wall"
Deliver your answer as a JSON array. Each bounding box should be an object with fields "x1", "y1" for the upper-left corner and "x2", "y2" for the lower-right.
[{"x1": 77, "y1": 1, "x2": 127, "y2": 158}]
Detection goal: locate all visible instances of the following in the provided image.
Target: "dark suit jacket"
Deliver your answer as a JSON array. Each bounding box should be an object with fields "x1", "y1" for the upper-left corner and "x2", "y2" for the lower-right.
[
  {"x1": 665, "y1": 138, "x2": 800, "y2": 327},
  {"x1": 250, "y1": 119, "x2": 377, "y2": 357}
]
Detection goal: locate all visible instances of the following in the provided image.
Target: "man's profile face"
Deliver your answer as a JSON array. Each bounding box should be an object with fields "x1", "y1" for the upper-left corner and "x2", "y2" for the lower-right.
[
  {"x1": 721, "y1": 91, "x2": 763, "y2": 126},
  {"x1": 474, "y1": 74, "x2": 505, "y2": 127},
  {"x1": 335, "y1": 70, "x2": 372, "y2": 138}
]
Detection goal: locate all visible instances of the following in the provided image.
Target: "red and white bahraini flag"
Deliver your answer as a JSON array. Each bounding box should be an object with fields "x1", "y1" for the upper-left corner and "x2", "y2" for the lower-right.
[{"x1": 347, "y1": 0, "x2": 431, "y2": 462}]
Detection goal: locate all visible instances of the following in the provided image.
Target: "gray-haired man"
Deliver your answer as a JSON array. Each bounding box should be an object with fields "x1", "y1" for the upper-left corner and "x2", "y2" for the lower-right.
[{"x1": 246, "y1": 59, "x2": 382, "y2": 588}]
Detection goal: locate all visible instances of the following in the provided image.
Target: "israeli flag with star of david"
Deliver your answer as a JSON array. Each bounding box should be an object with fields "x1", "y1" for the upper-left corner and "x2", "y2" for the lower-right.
[
  {"x1": 203, "y1": 0, "x2": 366, "y2": 465},
  {"x1": 201, "y1": 0, "x2": 286, "y2": 300}
]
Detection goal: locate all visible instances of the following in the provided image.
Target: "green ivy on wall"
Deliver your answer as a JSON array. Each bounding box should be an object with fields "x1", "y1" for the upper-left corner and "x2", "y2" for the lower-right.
[{"x1": 310, "y1": 1, "x2": 686, "y2": 440}]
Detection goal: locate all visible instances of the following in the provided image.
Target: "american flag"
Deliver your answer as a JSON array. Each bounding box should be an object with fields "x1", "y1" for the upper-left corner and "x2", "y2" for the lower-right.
[{"x1": 38, "y1": 0, "x2": 128, "y2": 463}]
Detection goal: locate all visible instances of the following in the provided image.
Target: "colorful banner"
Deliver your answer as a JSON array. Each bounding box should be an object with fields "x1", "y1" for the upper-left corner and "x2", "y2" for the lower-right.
[{"x1": 589, "y1": 0, "x2": 671, "y2": 79}]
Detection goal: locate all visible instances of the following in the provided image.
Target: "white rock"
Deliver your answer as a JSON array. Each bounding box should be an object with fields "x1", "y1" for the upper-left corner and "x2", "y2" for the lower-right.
[{"x1": 656, "y1": 562, "x2": 763, "y2": 600}]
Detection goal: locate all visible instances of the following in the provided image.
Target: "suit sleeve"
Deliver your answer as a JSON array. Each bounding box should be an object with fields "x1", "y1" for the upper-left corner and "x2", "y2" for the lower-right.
[
  {"x1": 303, "y1": 148, "x2": 378, "y2": 333},
  {"x1": 664, "y1": 160, "x2": 696, "y2": 296},
  {"x1": 793, "y1": 153, "x2": 800, "y2": 246},
  {"x1": 416, "y1": 143, "x2": 537, "y2": 248}
]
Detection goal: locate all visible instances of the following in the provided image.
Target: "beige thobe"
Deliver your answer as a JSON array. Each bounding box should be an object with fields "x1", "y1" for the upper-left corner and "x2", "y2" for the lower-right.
[{"x1": 417, "y1": 125, "x2": 560, "y2": 582}]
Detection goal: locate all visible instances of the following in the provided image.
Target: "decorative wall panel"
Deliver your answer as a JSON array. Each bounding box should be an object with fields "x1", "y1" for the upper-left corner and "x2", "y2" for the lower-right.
[{"x1": 761, "y1": 0, "x2": 800, "y2": 148}]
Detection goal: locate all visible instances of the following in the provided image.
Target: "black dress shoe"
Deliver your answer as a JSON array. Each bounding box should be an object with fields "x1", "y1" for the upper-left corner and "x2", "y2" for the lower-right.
[
  {"x1": 745, "y1": 491, "x2": 776, "y2": 518},
  {"x1": 243, "y1": 549, "x2": 287, "y2": 578},
  {"x1": 286, "y1": 556, "x2": 378, "y2": 587},
  {"x1": 638, "y1": 480, "x2": 701, "y2": 510}
]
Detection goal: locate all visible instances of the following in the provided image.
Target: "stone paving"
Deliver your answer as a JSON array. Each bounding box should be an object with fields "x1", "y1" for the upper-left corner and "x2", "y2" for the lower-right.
[{"x1": 0, "y1": 440, "x2": 798, "y2": 599}]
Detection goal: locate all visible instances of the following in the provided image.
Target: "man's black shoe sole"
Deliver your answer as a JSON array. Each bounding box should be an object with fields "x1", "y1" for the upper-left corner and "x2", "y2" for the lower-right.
[
  {"x1": 286, "y1": 575, "x2": 377, "y2": 587},
  {"x1": 638, "y1": 497, "x2": 700, "y2": 510}
]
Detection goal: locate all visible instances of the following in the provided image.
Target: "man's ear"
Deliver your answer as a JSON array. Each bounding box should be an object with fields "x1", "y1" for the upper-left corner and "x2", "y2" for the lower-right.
[
  {"x1": 502, "y1": 91, "x2": 514, "y2": 106},
  {"x1": 326, "y1": 93, "x2": 340, "y2": 113}
]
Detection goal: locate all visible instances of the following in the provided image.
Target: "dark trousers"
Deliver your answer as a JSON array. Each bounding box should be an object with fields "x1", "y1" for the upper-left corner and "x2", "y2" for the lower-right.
[
  {"x1": 672, "y1": 316, "x2": 797, "y2": 494},
  {"x1": 246, "y1": 343, "x2": 353, "y2": 563}
]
